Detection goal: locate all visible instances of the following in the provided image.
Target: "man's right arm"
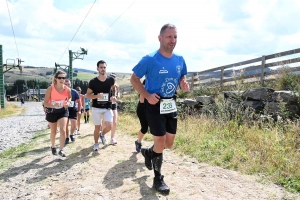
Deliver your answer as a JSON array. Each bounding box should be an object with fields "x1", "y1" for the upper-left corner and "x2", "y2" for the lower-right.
[
  {"x1": 130, "y1": 73, "x2": 160, "y2": 105},
  {"x1": 130, "y1": 73, "x2": 149, "y2": 99},
  {"x1": 85, "y1": 88, "x2": 98, "y2": 99}
]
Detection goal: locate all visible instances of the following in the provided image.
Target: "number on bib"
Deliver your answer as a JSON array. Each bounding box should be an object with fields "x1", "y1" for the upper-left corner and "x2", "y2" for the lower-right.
[
  {"x1": 160, "y1": 99, "x2": 177, "y2": 114},
  {"x1": 97, "y1": 93, "x2": 109, "y2": 102}
]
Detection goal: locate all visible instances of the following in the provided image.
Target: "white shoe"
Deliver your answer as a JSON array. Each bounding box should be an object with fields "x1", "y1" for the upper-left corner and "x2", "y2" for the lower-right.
[
  {"x1": 77, "y1": 130, "x2": 80, "y2": 135},
  {"x1": 111, "y1": 138, "x2": 117, "y2": 145},
  {"x1": 93, "y1": 143, "x2": 99, "y2": 151}
]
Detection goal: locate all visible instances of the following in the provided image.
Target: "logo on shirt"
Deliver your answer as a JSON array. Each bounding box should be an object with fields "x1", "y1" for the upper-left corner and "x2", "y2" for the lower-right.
[
  {"x1": 160, "y1": 78, "x2": 178, "y2": 97},
  {"x1": 176, "y1": 65, "x2": 181, "y2": 74},
  {"x1": 159, "y1": 66, "x2": 168, "y2": 74}
]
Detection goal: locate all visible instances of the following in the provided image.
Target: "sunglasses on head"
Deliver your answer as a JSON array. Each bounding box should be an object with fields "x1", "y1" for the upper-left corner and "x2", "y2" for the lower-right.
[{"x1": 56, "y1": 77, "x2": 66, "y2": 80}]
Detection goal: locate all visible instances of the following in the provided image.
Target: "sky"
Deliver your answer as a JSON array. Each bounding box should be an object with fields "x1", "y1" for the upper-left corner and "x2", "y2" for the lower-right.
[{"x1": 1, "y1": 0, "x2": 300, "y2": 73}]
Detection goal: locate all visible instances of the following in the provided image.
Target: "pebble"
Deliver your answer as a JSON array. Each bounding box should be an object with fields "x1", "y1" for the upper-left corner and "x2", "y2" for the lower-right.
[{"x1": 0, "y1": 102, "x2": 48, "y2": 152}]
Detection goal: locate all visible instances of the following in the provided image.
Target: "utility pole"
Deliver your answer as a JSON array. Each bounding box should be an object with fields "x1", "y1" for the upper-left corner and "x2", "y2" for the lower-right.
[
  {"x1": 37, "y1": 80, "x2": 40, "y2": 101},
  {"x1": 55, "y1": 48, "x2": 87, "y2": 86},
  {"x1": 0, "y1": 45, "x2": 4, "y2": 109},
  {"x1": 0, "y1": 45, "x2": 24, "y2": 109}
]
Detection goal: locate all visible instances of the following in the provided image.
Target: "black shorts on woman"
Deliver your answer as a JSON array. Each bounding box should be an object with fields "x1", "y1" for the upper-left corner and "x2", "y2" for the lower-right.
[
  {"x1": 46, "y1": 107, "x2": 69, "y2": 123},
  {"x1": 144, "y1": 97, "x2": 177, "y2": 137}
]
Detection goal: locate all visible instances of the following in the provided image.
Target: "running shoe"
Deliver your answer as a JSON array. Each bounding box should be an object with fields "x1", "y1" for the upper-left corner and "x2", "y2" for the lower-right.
[
  {"x1": 51, "y1": 147, "x2": 57, "y2": 155},
  {"x1": 93, "y1": 143, "x2": 99, "y2": 151},
  {"x1": 100, "y1": 133, "x2": 107, "y2": 145},
  {"x1": 77, "y1": 130, "x2": 80, "y2": 135},
  {"x1": 135, "y1": 140, "x2": 142, "y2": 152},
  {"x1": 70, "y1": 134, "x2": 75, "y2": 142},
  {"x1": 65, "y1": 137, "x2": 70, "y2": 145},
  {"x1": 153, "y1": 175, "x2": 170, "y2": 195},
  {"x1": 111, "y1": 138, "x2": 117, "y2": 145},
  {"x1": 58, "y1": 149, "x2": 66, "y2": 157}
]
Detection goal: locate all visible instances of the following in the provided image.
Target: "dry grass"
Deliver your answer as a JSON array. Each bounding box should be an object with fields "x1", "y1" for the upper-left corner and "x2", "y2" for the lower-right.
[{"x1": 0, "y1": 103, "x2": 25, "y2": 119}]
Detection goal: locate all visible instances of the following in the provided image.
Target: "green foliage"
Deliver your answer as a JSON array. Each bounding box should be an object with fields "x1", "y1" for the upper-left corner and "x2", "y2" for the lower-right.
[
  {"x1": 122, "y1": 93, "x2": 139, "y2": 113},
  {"x1": 276, "y1": 67, "x2": 300, "y2": 92},
  {"x1": 176, "y1": 90, "x2": 189, "y2": 98},
  {"x1": 193, "y1": 86, "x2": 222, "y2": 96}
]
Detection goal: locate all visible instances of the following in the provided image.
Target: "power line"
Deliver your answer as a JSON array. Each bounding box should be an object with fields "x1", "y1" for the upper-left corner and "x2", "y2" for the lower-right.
[
  {"x1": 57, "y1": 0, "x2": 97, "y2": 63},
  {"x1": 88, "y1": 0, "x2": 136, "y2": 50},
  {"x1": 6, "y1": 0, "x2": 19, "y2": 58}
]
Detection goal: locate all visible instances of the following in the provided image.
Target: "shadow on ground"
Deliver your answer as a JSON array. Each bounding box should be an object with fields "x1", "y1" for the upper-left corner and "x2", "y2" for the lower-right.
[
  {"x1": 0, "y1": 146, "x2": 96, "y2": 184},
  {"x1": 103, "y1": 152, "x2": 159, "y2": 200}
]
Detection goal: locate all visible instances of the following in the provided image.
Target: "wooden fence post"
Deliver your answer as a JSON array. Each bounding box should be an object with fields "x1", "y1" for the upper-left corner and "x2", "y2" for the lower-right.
[
  {"x1": 191, "y1": 73, "x2": 195, "y2": 91},
  {"x1": 220, "y1": 67, "x2": 224, "y2": 87},
  {"x1": 260, "y1": 55, "x2": 266, "y2": 86}
]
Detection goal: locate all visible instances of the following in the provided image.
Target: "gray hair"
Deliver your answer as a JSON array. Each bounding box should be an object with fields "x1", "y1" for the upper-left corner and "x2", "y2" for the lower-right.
[{"x1": 160, "y1": 23, "x2": 177, "y2": 35}]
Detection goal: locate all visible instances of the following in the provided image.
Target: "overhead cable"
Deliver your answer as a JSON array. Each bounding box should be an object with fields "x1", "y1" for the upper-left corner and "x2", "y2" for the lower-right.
[
  {"x1": 6, "y1": 0, "x2": 19, "y2": 58},
  {"x1": 57, "y1": 0, "x2": 97, "y2": 63},
  {"x1": 87, "y1": 0, "x2": 136, "y2": 50}
]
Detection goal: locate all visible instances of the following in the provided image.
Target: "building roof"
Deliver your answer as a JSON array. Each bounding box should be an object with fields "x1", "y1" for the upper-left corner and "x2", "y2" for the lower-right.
[{"x1": 27, "y1": 89, "x2": 47, "y2": 95}]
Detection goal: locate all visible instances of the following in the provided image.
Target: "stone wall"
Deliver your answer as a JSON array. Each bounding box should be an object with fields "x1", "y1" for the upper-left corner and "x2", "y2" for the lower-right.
[{"x1": 181, "y1": 88, "x2": 300, "y2": 118}]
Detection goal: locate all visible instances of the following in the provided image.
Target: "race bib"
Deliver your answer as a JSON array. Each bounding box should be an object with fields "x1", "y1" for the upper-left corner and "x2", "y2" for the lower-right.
[
  {"x1": 68, "y1": 101, "x2": 75, "y2": 107},
  {"x1": 97, "y1": 93, "x2": 109, "y2": 102},
  {"x1": 160, "y1": 99, "x2": 177, "y2": 114},
  {"x1": 52, "y1": 100, "x2": 64, "y2": 108}
]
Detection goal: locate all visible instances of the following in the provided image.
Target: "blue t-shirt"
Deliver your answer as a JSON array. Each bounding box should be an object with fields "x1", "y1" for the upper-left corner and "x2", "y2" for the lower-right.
[
  {"x1": 69, "y1": 89, "x2": 80, "y2": 110},
  {"x1": 132, "y1": 50, "x2": 187, "y2": 98},
  {"x1": 85, "y1": 97, "x2": 90, "y2": 109}
]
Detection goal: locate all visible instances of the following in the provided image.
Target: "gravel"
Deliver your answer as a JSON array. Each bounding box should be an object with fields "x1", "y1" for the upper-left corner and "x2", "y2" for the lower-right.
[{"x1": 0, "y1": 102, "x2": 48, "y2": 152}]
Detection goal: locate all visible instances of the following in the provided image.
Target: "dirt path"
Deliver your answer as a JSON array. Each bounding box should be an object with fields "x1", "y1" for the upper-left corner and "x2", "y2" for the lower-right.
[{"x1": 0, "y1": 122, "x2": 299, "y2": 200}]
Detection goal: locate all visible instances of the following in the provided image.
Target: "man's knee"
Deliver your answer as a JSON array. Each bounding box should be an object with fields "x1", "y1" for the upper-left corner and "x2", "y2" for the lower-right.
[
  {"x1": 104, "y1": 122, "x2": 112, "y2": 129},
  {"x1": 154, "y1": 136, "x2": 166, "y2": 151},
  {"x1": 165, "y1": 140, "x2": 174, "y2": 149}
]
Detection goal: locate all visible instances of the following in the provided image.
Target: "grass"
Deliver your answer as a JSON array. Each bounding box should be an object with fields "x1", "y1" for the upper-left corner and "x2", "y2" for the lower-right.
[
  {"x1": 0, "y1": 103, "x2": 26, "y2": 119},
  {"x1": 118, "y1": 111, "x2": 300, "y2": 193},
  {"x1": 118, "y1": 111, "x2": 152, "y2": 142},
  {"x1": 75, "y1": 72, "x2": 97, "y2": 81},
  {"x1": 0, "y1": 130, "x2": 48, "y2": 169},
  {"x1": 176, "y1": 114, "x2": 300, "y2": 192}
]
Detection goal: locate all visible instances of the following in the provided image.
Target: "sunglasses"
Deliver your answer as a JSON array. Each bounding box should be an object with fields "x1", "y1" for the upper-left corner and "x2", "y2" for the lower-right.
[{"x1": 56, "y1": 77, "x2": 66, "y2": 80}]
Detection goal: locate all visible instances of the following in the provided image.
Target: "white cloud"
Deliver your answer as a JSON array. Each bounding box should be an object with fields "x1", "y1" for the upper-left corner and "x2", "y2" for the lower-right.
[{"x1": 1, "y1": 0, "x2": 300, "y2": 74}]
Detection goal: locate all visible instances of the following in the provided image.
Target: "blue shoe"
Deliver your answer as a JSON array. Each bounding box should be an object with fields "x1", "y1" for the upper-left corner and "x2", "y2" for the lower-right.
[{"x1": 135, "y1": 140, "x2": 142, "y2": 152}]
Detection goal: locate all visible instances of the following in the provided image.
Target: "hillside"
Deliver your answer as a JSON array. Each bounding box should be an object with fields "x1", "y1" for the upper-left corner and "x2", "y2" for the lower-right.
[{"x1": 3, "y1": 67, "x2": 132, "y2": 86}]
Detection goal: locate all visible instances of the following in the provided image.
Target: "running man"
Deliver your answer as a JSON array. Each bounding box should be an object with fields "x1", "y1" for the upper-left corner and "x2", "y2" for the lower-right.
[
  {"x1": 44, "y1": 70, "x2": 72, "y2": 157},
  {"x1": 76, "y1": 87, "x2": 84, "y2": 135},
  {"x1": 130, "y1": 23, "x2": 189, "y2": 194},
  {"x1": 85, "y1": 60, "x2": 116, "y2": 151},
  {"x1": 84, "y1": 94, "x2": 91, "y2": 123},
  {"x1": 64, "y1": 79, "x2": 81, "y2": 144}
]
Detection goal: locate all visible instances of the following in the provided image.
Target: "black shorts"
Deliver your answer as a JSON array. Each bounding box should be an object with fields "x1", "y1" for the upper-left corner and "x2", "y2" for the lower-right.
[
  {"x1": 136, "y1": 102, "x2": 148, "y2": 134},
  {"x1": 85, "y1": 108, "x2": 90, "y2": 112},
  {"x1": 144, "y1": 99, "x2": 177, "y2": 136},
  {"x1": 112, "y1": 103, "x2": 117, "y2": 110},
  {"x1": 68, "y1": 109, "x2": 78, "y2": 120},
  {"x1": 46, "y1": 109, "x2": 69, "y2": 123}
]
